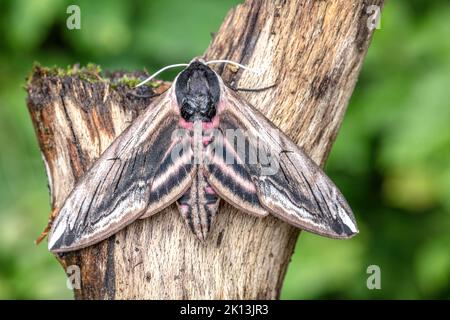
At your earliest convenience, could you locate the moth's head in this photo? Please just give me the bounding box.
[175,59,220,122]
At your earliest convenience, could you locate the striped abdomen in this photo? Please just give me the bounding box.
[177,167,220,241]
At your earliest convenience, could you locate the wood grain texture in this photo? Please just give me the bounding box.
[26,0,383,299]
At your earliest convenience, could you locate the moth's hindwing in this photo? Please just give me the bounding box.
[48,92,192,252]
[140,130,197,218]
[213,86,358,239]
[204,130,268,217]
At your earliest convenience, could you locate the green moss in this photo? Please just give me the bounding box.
[114,75,141,87]
[29,62,161,89]
[111,74,160,89]
[28,62,103,83]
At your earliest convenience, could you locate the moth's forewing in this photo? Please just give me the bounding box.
[208,80,358,239]
[48,90,193,253]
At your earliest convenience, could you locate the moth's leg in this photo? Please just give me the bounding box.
[126,84,170,99]
[126,91,161,99]
[35,207,59,245]
[228,83,277,93]
[122,89,170,126]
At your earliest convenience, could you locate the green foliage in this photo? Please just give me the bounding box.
[0,0,448,299]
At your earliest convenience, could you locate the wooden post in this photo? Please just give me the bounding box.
[26,0,383,299]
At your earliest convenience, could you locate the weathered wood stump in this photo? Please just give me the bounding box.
[26,0,383,299]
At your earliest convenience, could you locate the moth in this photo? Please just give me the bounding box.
[46,58,358,253]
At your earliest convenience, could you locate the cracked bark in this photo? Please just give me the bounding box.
[26,0,383,299]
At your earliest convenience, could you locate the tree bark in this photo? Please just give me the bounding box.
[26,0,383,299]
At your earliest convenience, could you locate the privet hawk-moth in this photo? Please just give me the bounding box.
[45,58,358,253]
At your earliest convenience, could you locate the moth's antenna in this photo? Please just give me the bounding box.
[135,63,189,88]
[205,60,262,75]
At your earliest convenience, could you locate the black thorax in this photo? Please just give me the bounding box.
[175,61,220,122]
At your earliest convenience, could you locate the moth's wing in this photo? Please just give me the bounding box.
[212,87,358,239]
[204,130,268,217]
[48,92,194,252]
[139,133,196,219]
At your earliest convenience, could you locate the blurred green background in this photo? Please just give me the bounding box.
[0,0,449,299]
